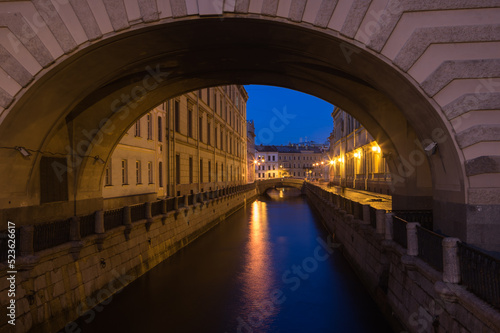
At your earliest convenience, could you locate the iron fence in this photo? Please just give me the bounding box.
[417,225,444,271]
[104,208,123,231]
[166,198,175,212]
[151,200,163,217]
[392,216,408,248]
[80,213,96,238]
[393,210,433,230]
[33,219,71,252]
[130,203,146,222]
[0,228,20,262]
[458,242,500,308]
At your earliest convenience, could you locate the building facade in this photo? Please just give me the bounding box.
[328,107,391,194]
[246,120,256,183]
[255,145,325,180]
[103,85,249,207]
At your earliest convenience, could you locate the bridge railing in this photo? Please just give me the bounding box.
[0,183,256,261]
[304,181,500,309]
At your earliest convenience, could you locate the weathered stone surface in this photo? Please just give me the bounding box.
[32,0,77,52]
[421,59,500,97]
[456,124,500,148]
[465,156,500,176]
[394,24,500,72]
[340,0,371,38]
[138,0,159,22]
[314,0,337,28]
[443,92,500,120]
[68,0,103,41]
[288,0,307,22]
[102,0,130,30]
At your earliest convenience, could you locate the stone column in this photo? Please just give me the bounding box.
[19,225,34,256]
[376,209,386,234]
[442,238,461,284]
[95,210,104,234]
[406,222,420,256]
[385,213,393,241]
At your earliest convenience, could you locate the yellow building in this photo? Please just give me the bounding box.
[103,85,248,208]
[328,107,391,194]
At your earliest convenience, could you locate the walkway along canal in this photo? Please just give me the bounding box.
[68,195,394,332]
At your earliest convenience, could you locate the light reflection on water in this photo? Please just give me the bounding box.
[71,196,394,333]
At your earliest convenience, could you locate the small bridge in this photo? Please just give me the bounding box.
[256,179,305,195]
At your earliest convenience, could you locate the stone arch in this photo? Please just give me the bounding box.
[0,1,498,250]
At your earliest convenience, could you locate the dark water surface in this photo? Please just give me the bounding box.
[71,195,394,333]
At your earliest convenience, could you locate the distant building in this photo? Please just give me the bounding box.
[103,85,249,209]
[328,107,391,194]
[246,120,256,183]
[255,145,325,180]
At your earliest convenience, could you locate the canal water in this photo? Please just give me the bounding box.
[71,195,394,333]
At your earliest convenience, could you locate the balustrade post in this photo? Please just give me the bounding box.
[442,238,461,284]
[376,209,386,234]
[385,213,393,241]
[19,225,34,256]
[145,202,152,219]
[161,199,167,214]
[406,222,420,256]
[174,196,179,210]
[184,194,189,207]
[70,216,81,241]
[123,206,131,226]
[95,210,104,234]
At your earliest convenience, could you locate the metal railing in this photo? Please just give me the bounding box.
[104,208,123,231]
[417,225,444,271]
[151,200,163,216]
[33,219,71,252]
[392,216,408,248]
[80,213,96,238]
[130,203,146,222]
[458,242,500,308]
[0,184,257,263]
[393,210,433,230]
[166,198,175,212]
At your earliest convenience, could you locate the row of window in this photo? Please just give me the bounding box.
[105,160,163,187]
[175,156,242,184]
[134,114,162,141]
[106,157,244,187]
[173,100,244,157]
[278,155,320,160]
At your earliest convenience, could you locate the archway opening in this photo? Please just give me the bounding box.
[0,18,463,239]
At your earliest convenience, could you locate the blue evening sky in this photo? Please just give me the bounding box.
[244,85,334,146]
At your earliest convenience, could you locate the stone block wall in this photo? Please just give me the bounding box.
[305,185,500,333]
[0,189,257,333]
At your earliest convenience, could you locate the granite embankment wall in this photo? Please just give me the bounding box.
[305,184,500,333]
[0,188,257,333]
